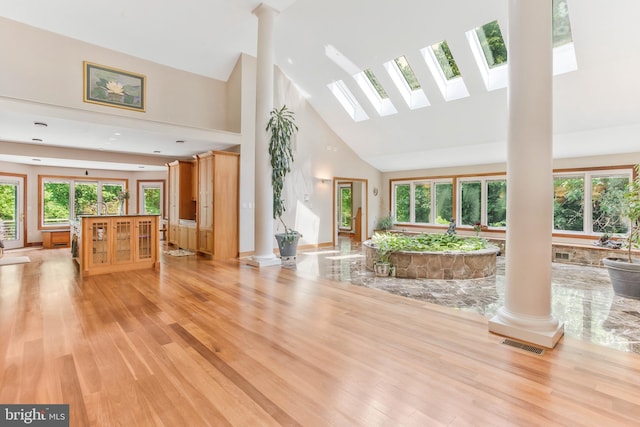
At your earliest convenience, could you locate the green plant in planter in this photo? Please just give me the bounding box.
[267,105,301,244]
[621,164,640,262]
[375,214,394,231]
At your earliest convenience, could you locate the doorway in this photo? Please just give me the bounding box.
[334,177,368,245]
[0,175,25,249]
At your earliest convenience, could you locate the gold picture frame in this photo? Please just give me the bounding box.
[83,61,146,112]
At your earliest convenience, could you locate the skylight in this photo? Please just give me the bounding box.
[475,21,508,69]
[354,69,397,117]
[384,56,429,110]
[431,41,461,80]
[466,20,508,91]
[552,0,577,75]
[422,40,469,102]
[553,0,573,47]
[327,80,369,122]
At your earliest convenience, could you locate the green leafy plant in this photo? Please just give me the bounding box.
[375,214,394,231]
[372,232,488,256]
[621,164,640,263]
[267,105,300,242]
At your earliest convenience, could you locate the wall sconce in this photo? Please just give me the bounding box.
[320,178,332,185]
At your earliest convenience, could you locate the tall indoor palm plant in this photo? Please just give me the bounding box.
[267,105,301,257]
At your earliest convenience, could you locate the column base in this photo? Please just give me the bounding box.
[244,255,281,268]
[488,308,564,349]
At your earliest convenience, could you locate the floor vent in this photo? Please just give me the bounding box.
[501,339,545,355]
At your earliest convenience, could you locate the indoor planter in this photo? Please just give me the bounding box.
[603,164,640,299]
[267,105,301,258]
[372,233,393,277]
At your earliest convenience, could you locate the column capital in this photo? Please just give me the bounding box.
[252,3,280,18]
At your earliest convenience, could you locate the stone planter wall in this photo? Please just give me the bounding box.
[364,241,500,279]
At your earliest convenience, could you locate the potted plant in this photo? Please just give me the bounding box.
[603,164,640,299]
[267,105,301,258]
[371,233,393,276]
[374,214,394,232]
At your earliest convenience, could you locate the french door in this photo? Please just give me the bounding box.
[0,175,25,249]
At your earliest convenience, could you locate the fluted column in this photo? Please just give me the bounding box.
[488,0,564,347]
[249,4,280,266]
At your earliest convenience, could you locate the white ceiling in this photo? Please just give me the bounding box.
[1,0,639,172]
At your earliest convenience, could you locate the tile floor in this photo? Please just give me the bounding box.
[290,239,640,354]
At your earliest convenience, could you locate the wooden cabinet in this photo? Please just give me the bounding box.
[42,229,71,249]
[77,215,159,277]
[178,221,197,251]
[196,151,239,259]
[167,160,195,245]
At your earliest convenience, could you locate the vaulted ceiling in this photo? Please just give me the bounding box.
[1,0,639,172]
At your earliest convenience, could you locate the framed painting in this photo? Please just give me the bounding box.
[83,61,146,112]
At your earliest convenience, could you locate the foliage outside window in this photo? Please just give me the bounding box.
[393,180,452,225]
[475,20,507,69]
[363,69,388,99]
[42,177,126,227]
[394,184,411,223]
[487,180,507,227]
[460,181,482,225]
[553,172,631,234]
[0,183,17,239]
[394,56,421,90]
[143,187,161,215]
[431,40,461,80]
[553,0,573,48]
[339,185,352,229]
[592,176,629,234]
[414,183,431,223]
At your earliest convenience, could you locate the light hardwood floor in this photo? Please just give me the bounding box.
[1,247,640,426]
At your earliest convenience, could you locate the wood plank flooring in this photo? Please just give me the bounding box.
[1,247,640,426]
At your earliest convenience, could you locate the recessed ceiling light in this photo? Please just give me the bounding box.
[114,132,121,136]
[176,140,185,144]
[32,138,43,142]
[138,166,145,169]
[32,158,41,161]
[153,150,161,153]
[34,121,48,127]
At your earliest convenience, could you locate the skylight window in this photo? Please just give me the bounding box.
[364,69,388,99]
[431,41,461,80]
[422,40,469,102]
[384,56,429,110]
[476,21,508,69]
[552,0,577,75]
[354,69,397,117]
[327,80,369,122]
[553,0,573,47]
[466,20,508,91]
[394,56,421,90]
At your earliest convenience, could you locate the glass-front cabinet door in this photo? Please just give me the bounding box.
[136,217,154,262]
[89,218,110,268]
[113,218,133,264]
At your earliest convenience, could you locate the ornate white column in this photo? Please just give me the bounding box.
[488,0,564,347]
[249,3,280,267]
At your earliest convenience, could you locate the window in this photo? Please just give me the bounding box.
[43,180,70,226]
[392,180,453,225]
[354,69,397,116]
[384,56,429,109]
[40,176,127,228]
[394,183,411,223]
[327,80,369,122]
[458,177,507,228]
[339,184,352,229]
[552,0,578,75]
[553,170,631,234]
[139,181,164,216]
[553,175,585,232]
[422,40,470,101]
[466,20,508,91]
[592,175,628,234]
[460,181,482,226]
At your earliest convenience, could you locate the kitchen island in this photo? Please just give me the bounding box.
[74,214,160,277]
